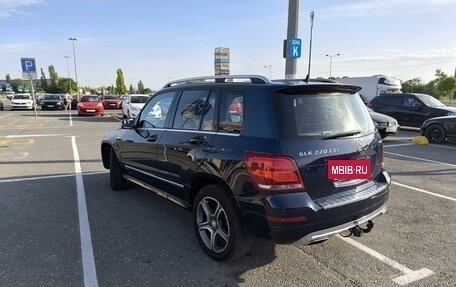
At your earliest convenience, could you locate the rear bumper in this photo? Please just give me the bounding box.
[240,170,391,243]
[296,202,387,244]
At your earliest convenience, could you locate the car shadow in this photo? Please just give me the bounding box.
[87,173,277,286]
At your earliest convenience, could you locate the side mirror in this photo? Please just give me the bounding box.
[121,118,135,129]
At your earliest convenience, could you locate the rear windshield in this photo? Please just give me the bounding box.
[276,91,375,139]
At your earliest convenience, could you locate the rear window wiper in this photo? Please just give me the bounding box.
[322,130,362,139]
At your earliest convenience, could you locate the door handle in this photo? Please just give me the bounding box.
[147,134,158,142]
[188,135,207,146]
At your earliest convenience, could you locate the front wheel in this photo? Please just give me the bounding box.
[424,124,446,143]
[109,147,128,190]
[193,185,252,261]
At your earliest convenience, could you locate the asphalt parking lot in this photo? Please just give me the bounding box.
[1,107,455,287]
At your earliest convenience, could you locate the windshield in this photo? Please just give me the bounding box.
[81,96,100,102]
[13,95,31,100]
[276,91,375,139]
[131,96,149,103]
[44,95,61,100]
[104,95,117,100]
[415,94,445,108]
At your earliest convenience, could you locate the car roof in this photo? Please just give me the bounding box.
[161,75,361,93]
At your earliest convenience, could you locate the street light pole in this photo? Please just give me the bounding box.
[285,0,300,79]
[264,65,272,79]
[68,37,79,97]
[325,53,340,78]
[306,11,314,82]
[64,56,71,93]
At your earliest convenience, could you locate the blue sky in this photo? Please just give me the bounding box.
[1,0,456,91]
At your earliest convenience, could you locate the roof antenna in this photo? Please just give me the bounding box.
[304,74,309,83]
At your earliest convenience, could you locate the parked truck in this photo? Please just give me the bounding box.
[334,75,402,103]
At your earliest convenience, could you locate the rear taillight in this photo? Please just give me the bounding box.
[244,153,305,191]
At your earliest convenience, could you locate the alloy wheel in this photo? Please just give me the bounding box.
[196,196,230,254]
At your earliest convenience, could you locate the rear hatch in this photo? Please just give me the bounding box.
[274,84,385,208]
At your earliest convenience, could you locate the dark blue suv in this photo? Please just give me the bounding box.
[101,75,390,261]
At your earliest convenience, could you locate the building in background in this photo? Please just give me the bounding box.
[214,47,230,75]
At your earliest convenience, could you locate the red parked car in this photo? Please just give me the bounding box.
[102,95,122,109]
[77,95,104,116]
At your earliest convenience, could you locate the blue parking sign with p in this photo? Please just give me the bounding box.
[21,58,38,79]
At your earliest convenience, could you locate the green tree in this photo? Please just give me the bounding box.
[435,69,447,81]
[58,77,77,94]
[436,77,456,102]
[10,79,22,92]
[129,84,134,94]
[106,85,116,94]
[115,69,126,95]
[48,65,59,92]
[5,74,11,83]
[40,68,48,91]
[401,78,424,93]
[137,80,145,93]
[143,88,153,94]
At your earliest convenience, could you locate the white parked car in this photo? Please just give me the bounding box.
[10,94,34,110]
[121,94,150,118]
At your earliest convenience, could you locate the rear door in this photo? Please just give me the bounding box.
[372,95,403,122]
[155,89,217,201]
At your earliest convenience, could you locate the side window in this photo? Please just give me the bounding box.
[172,90,213,130]
[378,96,401,107]
[403,96,420,108]
[219,91,244,134]
[138,92,175,128]
[390,97,403,107]
[201,93,217,131]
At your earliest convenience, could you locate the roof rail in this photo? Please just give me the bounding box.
[163,75,270,88]
[272,78,338,84]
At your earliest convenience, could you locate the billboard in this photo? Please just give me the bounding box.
[214,47,230,75]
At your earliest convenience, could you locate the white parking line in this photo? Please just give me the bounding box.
[392,182,456,202]
[3,134,69,138]
[338,236,434,285]
[0,113,14,119]
[0,171,107,183]
[430,144,456,150]
[385,151,456,168]
[69,112,73,127]
[71,136,99,287]
[384,142,456,150]
[384,143,414,148]
[0,152,29,161]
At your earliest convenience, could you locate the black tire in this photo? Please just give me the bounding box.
[109,148,128,190]
[193,185,252,261]
[425,124,446,144]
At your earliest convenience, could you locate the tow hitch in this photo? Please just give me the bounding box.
[341,220,374,238]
